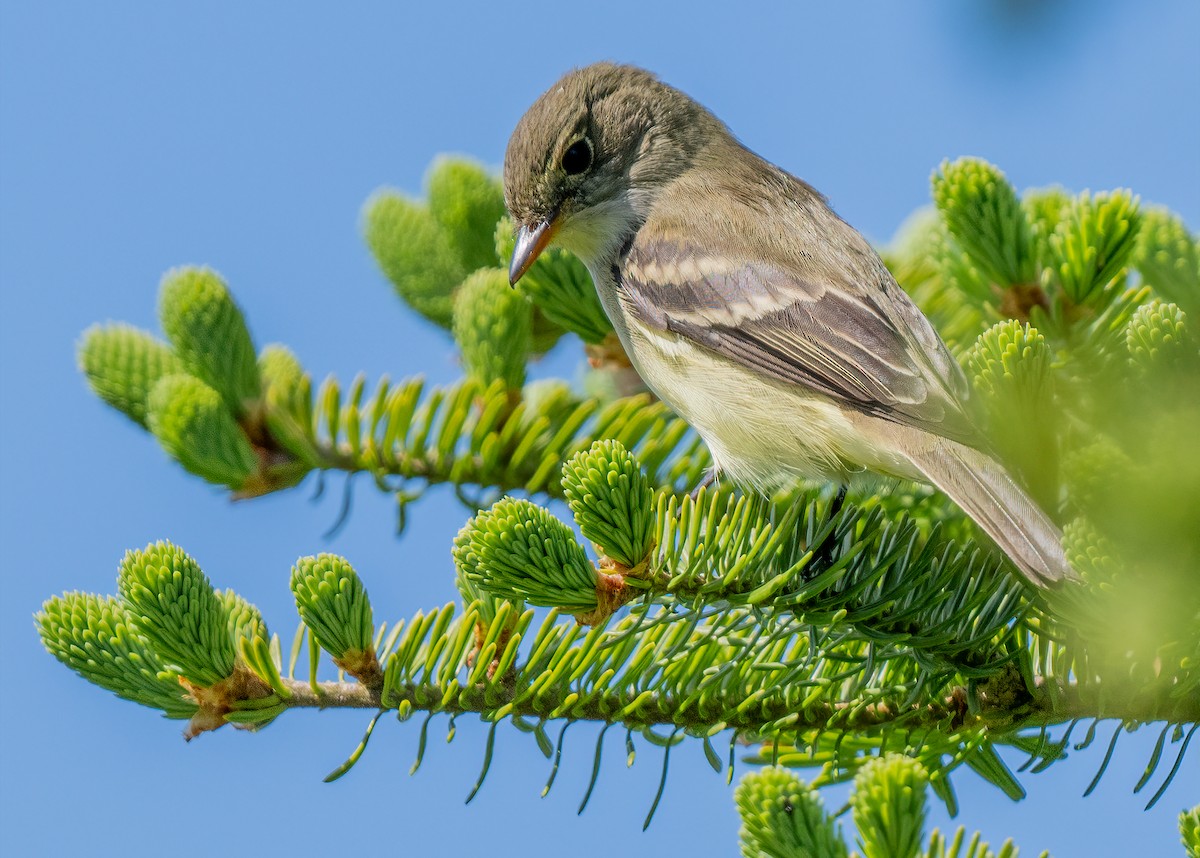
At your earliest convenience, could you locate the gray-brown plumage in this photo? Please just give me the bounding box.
[503,62,1071,586]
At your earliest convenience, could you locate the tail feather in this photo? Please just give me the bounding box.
[902,433,1073,586]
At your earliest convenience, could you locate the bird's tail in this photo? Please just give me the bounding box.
[898,430,1073,586]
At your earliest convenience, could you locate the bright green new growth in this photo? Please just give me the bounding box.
[451,499,529,627]
[736,767,848,858]
[220,588,269,647]
[289,554,375,662]
[36,592,198,718]
[853,754,930,858]
[965,320,1053,412]
[920,831,1026,858]
[735,761,1040,858]
[426,156,507,272]
[965,321,1052,399]
[1047,190,1141,305]
[1182,805,1200,858]
[1136,208,1200,317]
[453,267,532,390]
[932,158,1036,288]
[147,373,258,489]
[963,320,1055,500]
[562,440,655,568]
[217,588,286,695]
[77,323,186,427]
[902,217,990,342]
[454,498,598,611]
[1125,300,1189,371]
[930,216,989,304]
[364,192,466,328]
[364,157,510,330]
[495,217,613,344]
[117,541,237,688]
[452,557,505,627]
[1021,186,1072,271]
[257,343,305,398]
[157,266,261,414]
[255,343,320,466]
[883,209,943,308]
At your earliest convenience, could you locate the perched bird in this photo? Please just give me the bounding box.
[503,62,1070,586]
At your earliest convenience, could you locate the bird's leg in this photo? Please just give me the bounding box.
[689,469,719,502]
[808,483,848,574]
[828,483,847,520]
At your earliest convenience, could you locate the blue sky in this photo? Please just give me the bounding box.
[1,2,1196,855]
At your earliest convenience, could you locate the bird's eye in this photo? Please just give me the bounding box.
[560,138,593,175]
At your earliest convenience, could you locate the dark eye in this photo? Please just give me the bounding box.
[561,138,593,175]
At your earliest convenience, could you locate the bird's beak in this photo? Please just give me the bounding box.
[509,211,560,285]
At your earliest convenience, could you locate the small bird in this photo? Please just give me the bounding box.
[503,63,1069,586]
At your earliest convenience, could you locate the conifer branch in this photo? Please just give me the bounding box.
[269,674,1200,731]
[51,153,1200,844]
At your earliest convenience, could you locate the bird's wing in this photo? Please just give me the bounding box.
[619,238,979,444]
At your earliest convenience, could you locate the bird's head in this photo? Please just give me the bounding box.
[503,62,713,282]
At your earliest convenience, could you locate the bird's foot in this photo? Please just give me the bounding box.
[828,483,847,520]
[689,470,719,503]
[808,484,848,573]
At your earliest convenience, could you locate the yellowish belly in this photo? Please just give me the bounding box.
[626,324,924,489]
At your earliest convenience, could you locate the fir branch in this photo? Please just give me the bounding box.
[56,153,1200,842]
[269,672,1200,731]
[277,375,711,501]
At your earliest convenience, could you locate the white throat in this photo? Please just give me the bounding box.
[556,188,651,273]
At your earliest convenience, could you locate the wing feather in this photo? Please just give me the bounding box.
[620,240,978,443]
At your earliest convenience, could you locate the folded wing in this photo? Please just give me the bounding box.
[619,239,979,445]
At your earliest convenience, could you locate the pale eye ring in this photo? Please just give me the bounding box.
[561,137,593,175]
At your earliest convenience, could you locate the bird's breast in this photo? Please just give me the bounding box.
[584,259,873,486]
